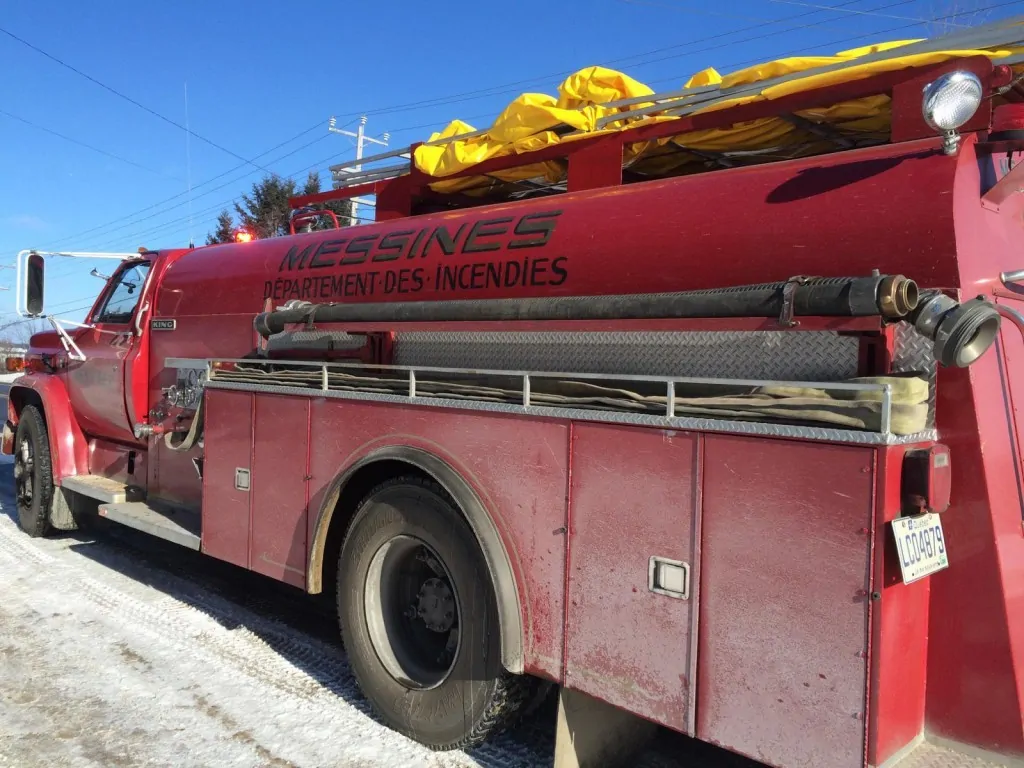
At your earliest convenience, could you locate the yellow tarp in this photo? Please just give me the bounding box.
[412,33,1024,194]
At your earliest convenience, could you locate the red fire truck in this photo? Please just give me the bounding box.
[6,18,1024,768]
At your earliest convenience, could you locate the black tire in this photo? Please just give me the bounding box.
[337,476,535,750]
[13,405,53,538]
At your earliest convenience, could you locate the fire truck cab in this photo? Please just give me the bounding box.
[6,18,1024,768]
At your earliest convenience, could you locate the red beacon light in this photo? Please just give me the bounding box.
[234,228,255,243]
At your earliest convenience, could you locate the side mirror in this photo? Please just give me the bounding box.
[25,252,44,316]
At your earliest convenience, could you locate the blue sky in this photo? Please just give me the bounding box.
[0,0,1013,328]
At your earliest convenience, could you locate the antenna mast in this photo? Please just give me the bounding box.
[185,82,193,248]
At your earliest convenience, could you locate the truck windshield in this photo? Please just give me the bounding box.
[95,262,151,325]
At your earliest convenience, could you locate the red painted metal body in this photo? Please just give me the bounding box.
[168,136,968,319]
[5,53,1024,768]
[7,371,89,481]
[697,437,879,768]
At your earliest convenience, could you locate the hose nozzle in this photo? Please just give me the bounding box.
[910,292,1001,368]
[878,275,920,318]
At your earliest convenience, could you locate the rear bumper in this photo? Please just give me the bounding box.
[2,420,14,455]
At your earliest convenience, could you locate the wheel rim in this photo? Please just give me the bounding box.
[14,431,34,510]
[364,534,462,690]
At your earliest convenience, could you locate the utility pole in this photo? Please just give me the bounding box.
[328,116,389,225]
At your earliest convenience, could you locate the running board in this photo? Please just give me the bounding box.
[97,501,201,551]
[61,474,143,504]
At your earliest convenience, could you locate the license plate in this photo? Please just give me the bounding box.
[892,513,949,585]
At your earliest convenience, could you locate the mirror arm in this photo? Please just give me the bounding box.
[47,317,86,362]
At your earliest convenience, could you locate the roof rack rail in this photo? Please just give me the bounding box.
[327,16,1023,190]
[287,16,1024,220]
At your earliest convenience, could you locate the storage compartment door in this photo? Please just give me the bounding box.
[201,389,253,568]
[565,423,699,734]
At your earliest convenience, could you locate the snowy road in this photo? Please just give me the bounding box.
[0,384,756,768]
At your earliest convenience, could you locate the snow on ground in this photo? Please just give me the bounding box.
[0,449,752,768]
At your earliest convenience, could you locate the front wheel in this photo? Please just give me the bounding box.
[13,405,53,538]
[337,476,536,750]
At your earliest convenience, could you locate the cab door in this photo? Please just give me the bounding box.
[66,261,151,444]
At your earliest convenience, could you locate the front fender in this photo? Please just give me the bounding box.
[7,374,88,482]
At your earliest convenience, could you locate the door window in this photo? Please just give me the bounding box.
[94,262,151,325]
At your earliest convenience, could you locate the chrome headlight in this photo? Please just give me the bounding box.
[922,71,983,154]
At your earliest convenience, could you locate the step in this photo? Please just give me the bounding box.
[61,474,143,504]
[887,739,1024,767]
[97,501,201,551]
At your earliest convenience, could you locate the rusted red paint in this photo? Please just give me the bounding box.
[303,398,570,681]
[159,138,965,321]
[697,435,875,768]
[8,374,89,481]
[9,48,1024,767]
[201,389,253,569]
[564,423,698,733]
[915,136,1024,755]
[867,445,931,767]
[145,311,254,506]
[88,438,147,488]
[922,350,1024,751]
[249,394,310,589]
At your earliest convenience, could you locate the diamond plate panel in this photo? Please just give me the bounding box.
[393,331,859,382]
[266,329,365,351]
[892,322,938,428]
[884,741,1019,768]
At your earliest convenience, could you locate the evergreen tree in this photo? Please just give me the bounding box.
[206,210,236,245]
[204,170,355,244]
[233,174,297,239]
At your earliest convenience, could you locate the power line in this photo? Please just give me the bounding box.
[25,2,1015,309]
[40,120,331,250]
[83,149,377,250]
[321,0,878,123]
[0,108,179,179]
[51,115,492,255]
[26,3,875,256]
[615,0,795,23]
[0,25,272,173]
[655,0,1019,80]
[118,1,1018,251]
[37,134,338,275]
[575,0,922,76]
[33,5,879,255]
[761,0,964,24]
[69,13,945,251]
[29,1,1016,258]
[78,143,388,251]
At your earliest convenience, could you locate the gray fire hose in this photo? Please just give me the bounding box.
[254,274,919,338]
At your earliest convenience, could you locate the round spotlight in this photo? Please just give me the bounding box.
[922,70,983,133]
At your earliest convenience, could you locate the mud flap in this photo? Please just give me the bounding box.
[49,486,80,531]
[2,420,14,455]
[554,687,656,768]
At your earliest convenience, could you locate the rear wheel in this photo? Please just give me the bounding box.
[337,476,535,750]
[14,405,53,538]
